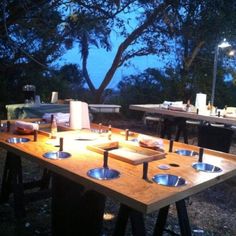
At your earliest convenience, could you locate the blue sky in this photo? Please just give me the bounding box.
[56,45,166,89]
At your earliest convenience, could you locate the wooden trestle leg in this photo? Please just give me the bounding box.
[113,204,146,236]
[153,199,192,236]
[0,152,52,218]
[176,200,192,236]
[0,152,26,218]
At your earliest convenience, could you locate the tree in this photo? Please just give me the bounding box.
[0,0,64,103]
[63,0,175,102]
[56,64,86,99]
[63,0,236,104]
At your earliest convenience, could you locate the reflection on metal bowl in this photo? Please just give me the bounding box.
[87,168,120,180]
[152,174,187,187]
[175,149,198,157]
[192,162,222,173]
[7,137,31,143]
[43,151,71,160]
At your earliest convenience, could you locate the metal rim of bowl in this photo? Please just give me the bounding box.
[192,162,222,173]
[87,167,120,180]
[152,174,187,187]
[43,151,71,160]
[7,137,31,143]
[175,149,199,157]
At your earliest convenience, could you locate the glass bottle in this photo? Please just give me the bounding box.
[51,115,57,139]
[108,125,112,140]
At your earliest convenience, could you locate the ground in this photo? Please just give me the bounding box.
[0,117,236,236]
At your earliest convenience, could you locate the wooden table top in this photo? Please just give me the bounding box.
[0,122,236,214]
[130,104,236,126]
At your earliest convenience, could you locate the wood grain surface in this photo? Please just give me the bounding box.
[0,121,236,214]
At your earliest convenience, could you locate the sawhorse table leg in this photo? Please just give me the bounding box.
[153,199,192,236]
[113,204,146,236]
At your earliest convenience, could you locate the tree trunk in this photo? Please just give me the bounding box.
[95,1,171,102]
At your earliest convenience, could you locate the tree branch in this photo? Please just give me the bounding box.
[97,0,172,96]
[184,41,205,70]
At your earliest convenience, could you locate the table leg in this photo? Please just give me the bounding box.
[39,168,51,190]
[113,204,145,236]
[175,118,188,144]
[176,200,192,236]
[153,205,169,236]
[0,152,26,217]
[160,119,174,140]
[153,200,192,236]
[0,152,14,203]
[51,173,106,236]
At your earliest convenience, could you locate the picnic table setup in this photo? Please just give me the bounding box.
[130,100,236,151]
[5,103,121,120]
[0,106,236,236]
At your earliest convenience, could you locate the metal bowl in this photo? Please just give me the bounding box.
[175,149,198,157]
[152,174,187,187]
[7,137,31,143]
[87,168,120,180]
[192,162,222,173]
[43,151,71,160]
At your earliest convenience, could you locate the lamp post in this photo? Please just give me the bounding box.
[211,38,231,106]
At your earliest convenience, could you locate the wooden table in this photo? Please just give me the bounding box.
[129,104,236,126]
[5,103,121,119]
[0,121,236,235]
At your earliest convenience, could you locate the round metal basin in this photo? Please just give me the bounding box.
[43,151,71,160]
[192,162,222,173]
[175,149,198,157]
[87,168,120,180]
[152,174,187,187]
[7,137,31,143]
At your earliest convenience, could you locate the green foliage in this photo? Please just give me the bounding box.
[0,0,236,109]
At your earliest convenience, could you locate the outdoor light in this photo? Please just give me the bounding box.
[229,50,235,57]
[211,38,231,106]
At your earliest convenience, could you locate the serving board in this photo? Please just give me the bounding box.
[87,141,166,165]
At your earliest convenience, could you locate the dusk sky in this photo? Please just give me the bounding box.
[55,11,169,89]
[56,37,167,89]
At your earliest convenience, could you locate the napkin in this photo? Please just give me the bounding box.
[137,134,164,150]
[169,103,186,111]
[160,101,184,110]
[42,112,70,123]
[224,113,236,119]
[69,101,90,129]
[15,121,39,130]
[51,91,58,103]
